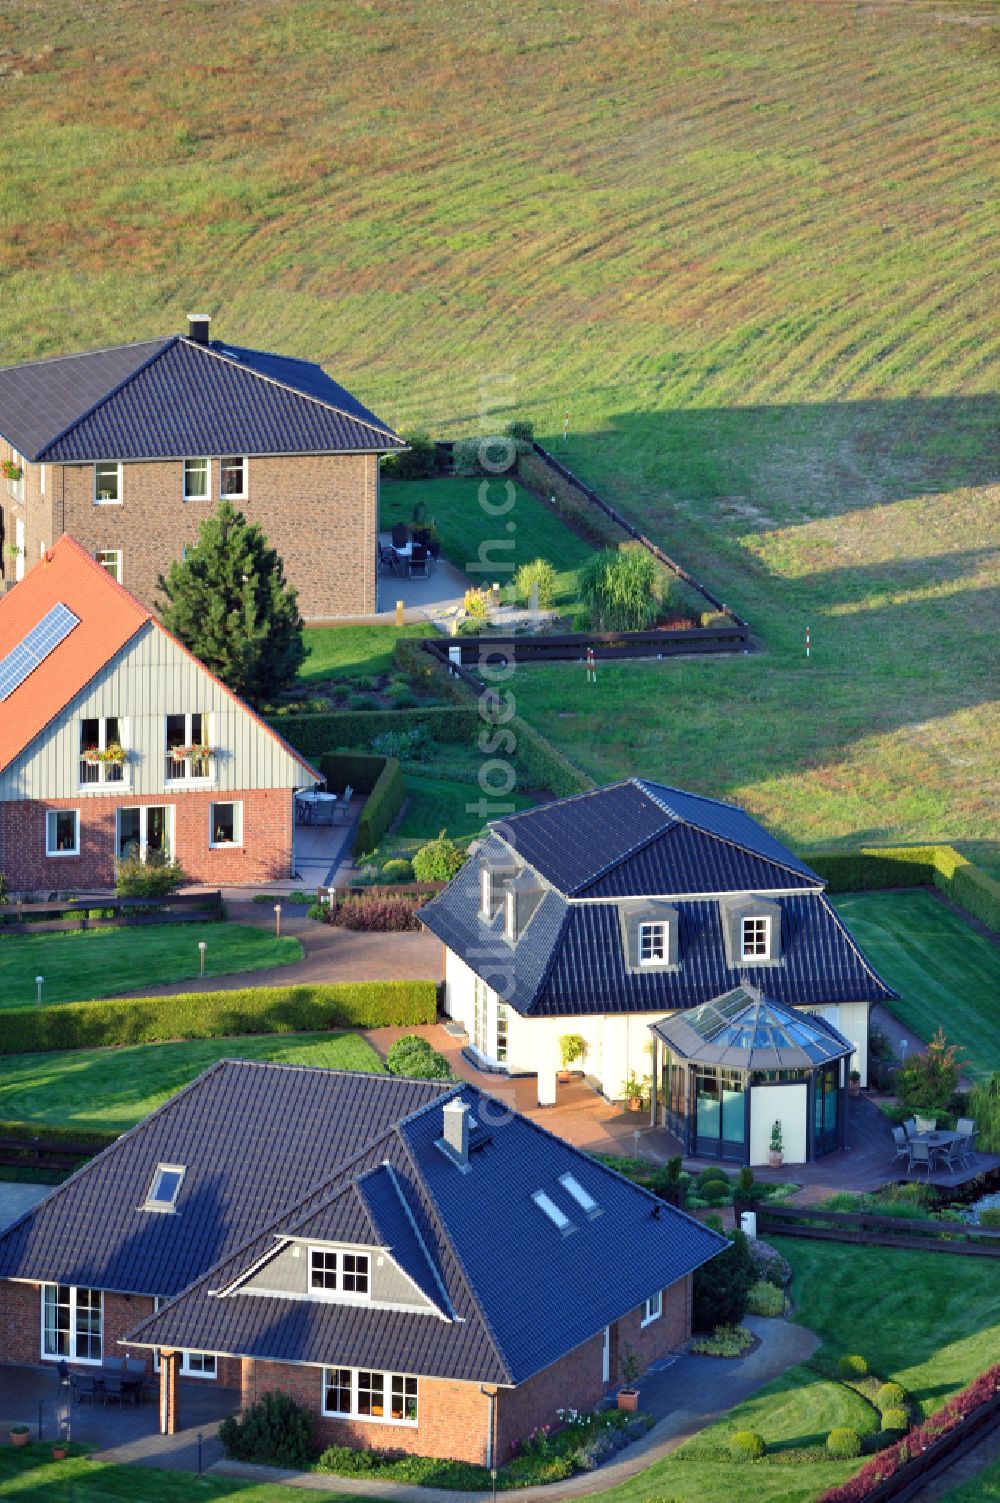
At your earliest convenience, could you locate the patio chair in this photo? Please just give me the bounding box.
[957,1130,979,1167]
[891,1126,909,1165]
[391,522,408,548]
[956,1117,975,1136]
[934,1136,964,1174]
[71,1373,99,1405]
[336,785,353,823]
[102,1373,124,1406]
[103,1356,123,1372]
[378,542,398,575]
[906,1140,935,1178]
[408,542,429,579]
[903,1117,919,1138]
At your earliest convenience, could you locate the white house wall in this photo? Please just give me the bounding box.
[0,622,313,800]
[749,1083,808,1167]
[805,1001,869,1086]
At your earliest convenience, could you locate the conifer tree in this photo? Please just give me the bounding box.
[158,502,305,707]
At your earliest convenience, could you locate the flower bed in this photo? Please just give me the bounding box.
[817,1363,1000,1502]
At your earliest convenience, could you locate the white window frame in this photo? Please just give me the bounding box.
[308,1247,371,1300]
[531,1190,573,1234]
[638,920,667,965]
[741,915,771,962]
[183,456,212,501]
[181,1351,217,1379]
[79,714,129,789]
[165,712,214,784]
[41,1283,103,1365]
[95,548,123,583]
[94,461,122,505]
[117,805,173,863]
[219,455,247,500]
[142,1162,185,1213]
[209,801,242,849]
[641,1288,663,1327]
[46,808,80,857]
[321,1365,418,1426]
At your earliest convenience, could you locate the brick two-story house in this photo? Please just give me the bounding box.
[0,1062,724,1461]
[0,314,405,620]
[0,534,319,891]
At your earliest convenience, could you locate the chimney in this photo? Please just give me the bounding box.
[187,312,211,345]
[505,872,543,944]
[440,1098,470,1170]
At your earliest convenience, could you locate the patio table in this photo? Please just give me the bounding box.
[911,1129,962,1166]
[296,792,337,826]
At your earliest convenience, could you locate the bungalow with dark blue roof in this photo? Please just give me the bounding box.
[0,313,405,619]
[419,779,898,1165]
[0,1061,724,1463]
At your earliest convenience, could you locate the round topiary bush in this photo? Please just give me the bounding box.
[697,1166,730,1189]
[875,1382,907,1412]
[381,858,414,883]
[880,1408,909,1433]
[826,1428,863,1460]
[728,1430,766,1461]
[837,1354,869,1379]
[412,833,467,883]
[701,1179,730,1204]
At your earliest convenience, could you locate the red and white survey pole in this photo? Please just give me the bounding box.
[585,646,596,683]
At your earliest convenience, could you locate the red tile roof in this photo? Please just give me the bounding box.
[0,534,318,781]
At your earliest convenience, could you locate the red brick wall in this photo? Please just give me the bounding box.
[0,786,294,892]
[0,1282,155,1371]
[48,452,378,621]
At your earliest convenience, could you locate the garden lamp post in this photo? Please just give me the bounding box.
[198,940,206,977]
[35,975,44,1006]
[274,903,282,939]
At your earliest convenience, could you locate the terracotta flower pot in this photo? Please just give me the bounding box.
[628,1097,642,1112]
[557,1070,571,1084]
[768,1150,782,1168]
[617,1389,639,1412]
[10,1430,29,1447]
[52,1446,68,1460]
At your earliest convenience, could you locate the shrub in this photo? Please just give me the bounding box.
[382,430,437,480]
[355,758,405,856]
[875,1382,907,1412]
[826,1428,862,1460]
[115,850,188,897]
[748,1238,792,1289]
[697,1166,731,1189]
[838,1354,869,1379]
[218,1391,316,1467]
[331,895,422,932]
[463,586,491,620]
[746,1280,786,1317]
[880,1408,909,1433]
[452,437,484,476]
[346,693,375,711]
[386,1034,453,1080]
[514,558,557,609]
[276,705,479,759]
[980,1207,1000,1228]
[413,831,467,882]
[896,1028,965,1116]
[452,434,516,477]
[728,1430,766,1461]
[0,980,438,1055]
[505,418,535,446]
[580,547,659,631]
[966,1073,1000,1153]
[701,1180,730,1205]
[307,902,327,921]
[370,726,431,760]
[381,858,415,883]
[508,714,593,798]
[693,1227,753,1333]
[690,1324,754,1357]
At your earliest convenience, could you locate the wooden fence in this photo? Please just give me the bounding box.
[0,890,223,936]
[757,1203,1000,1258]
[0,1135,111,1174]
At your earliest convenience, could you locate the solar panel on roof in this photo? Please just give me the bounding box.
[0,602,80,701]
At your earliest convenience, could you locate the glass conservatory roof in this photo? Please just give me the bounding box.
[649,984,855,1072]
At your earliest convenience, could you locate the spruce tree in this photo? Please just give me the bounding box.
[158,502,306,707]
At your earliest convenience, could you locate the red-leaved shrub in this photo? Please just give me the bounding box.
[329,895,422,933]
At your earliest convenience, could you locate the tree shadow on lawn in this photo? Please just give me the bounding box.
[553,394,1000,521]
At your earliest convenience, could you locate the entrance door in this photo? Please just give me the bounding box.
[472,977,509,1068]
[14,517,24,581]
[117,806,172,861]
[695,1067,746,1159]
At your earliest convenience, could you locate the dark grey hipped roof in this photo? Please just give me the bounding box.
[649,983,855,1071]
[0,334,404,461]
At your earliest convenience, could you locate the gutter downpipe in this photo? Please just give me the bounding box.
[480,1385,498,1499]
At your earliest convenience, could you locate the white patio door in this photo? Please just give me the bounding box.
[602,1325,610,1384]
[472,977,509,1068]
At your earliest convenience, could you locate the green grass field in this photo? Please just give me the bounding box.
[0,5,995,846]
[937,1458,1000,1503]
[833,891,999,1081]
[0,1032,382,1132]
[0,1446,352,1502]
[299,623,429,683]
[0,923,301,1010]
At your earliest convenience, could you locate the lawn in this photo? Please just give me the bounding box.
[833,890,1000,1081]
[380,476,598,612]
[937,1457,1000,1503]
[0,1032,382,1133]
[0,1445,351,1502]
[0,923,301,1010]
[0,0,995,860]
[299,622,429,683]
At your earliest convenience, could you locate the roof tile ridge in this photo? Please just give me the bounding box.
[379,1160,456,1320]
[636,778,821,887]
[521,902,573,1016]
[396,1111,515,1385]
[497,781,627,833]
[0,335,171,377]
[183,338,402,444]
[35,337,180,461]
[0,1057,232,1258]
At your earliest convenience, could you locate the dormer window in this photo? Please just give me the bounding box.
[142,1163,185,1213]
[741,916,771,961]
[309,1248,370,1297]
[639,921,667,965]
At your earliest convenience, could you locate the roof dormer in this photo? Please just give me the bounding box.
[719,894,783,967]
[480,851,518,921]
[505,872,544,944]
[618,899,680,972]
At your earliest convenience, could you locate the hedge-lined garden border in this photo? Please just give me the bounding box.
[803,846,1000,934]
[0,981,438,1056]
[355,758,405,856]
[272,705,479,758]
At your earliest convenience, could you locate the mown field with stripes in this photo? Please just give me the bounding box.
[1,0,996,861]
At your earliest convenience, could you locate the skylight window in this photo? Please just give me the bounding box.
[142,1163,185,1213]
[531,1190,573,1234]
[558,1173,600,1217]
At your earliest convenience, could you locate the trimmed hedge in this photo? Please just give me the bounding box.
[518,450,626,549]
[0,1118,119,1149]
[275,705,479,758]
[0,981,438,1055]
[391,637,470,704]
[356,757,405,856]
[510,714,594,799]
[803,845,1000,934]
[318,751,387,796]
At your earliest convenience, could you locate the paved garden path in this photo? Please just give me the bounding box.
[212,1313,819,1499]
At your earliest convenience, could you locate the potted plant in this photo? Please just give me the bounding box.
[849,1069,861,1099]
[1,460,22,481]
[9,1424,29,1447]
[52,1442,69,1460]
[618,1347,641,1412]
[558,1034,586,1082]
[768,1119,783,1169]
[621,1071,648,1112]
